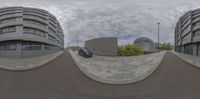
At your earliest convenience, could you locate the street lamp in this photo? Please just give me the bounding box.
[157,22,160,52]
[77,32,79,51]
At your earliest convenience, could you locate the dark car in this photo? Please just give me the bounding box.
[78,47,93,58]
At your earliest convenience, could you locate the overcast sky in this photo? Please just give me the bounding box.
[0,0,200,46]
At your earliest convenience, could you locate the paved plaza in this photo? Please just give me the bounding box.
[70,50,165,84]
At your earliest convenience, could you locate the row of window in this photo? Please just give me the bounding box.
[0,26,16,34]
[22,41,61,50]
[23,27,62,44]
[48,35,57,42]
[184,44,193,55]
[0,27,62,46]
[135,40,152,43]
[0,12,16,18]
[0,9,15,14]
[22,42,41,50]
[182,11,200,22]
[0,41,16,50]
[178,43,200,56]
[24,14,46,21]
[0,18,16,24]
[198,44,200,56]
[24,27,46,37]
[194,29,200,36]
[0,41,61,51]
[23,10,47,17]
[192,11,200,17]
[24,19,46,28]
[49,28,62,41]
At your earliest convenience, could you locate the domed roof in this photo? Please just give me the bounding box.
[134,37,153,43]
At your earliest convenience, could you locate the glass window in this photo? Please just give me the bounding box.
[194,30,200,36]
[4,41,16,50]
[44,44,49,50]
[198,43,200,56]
[0,18,15,24]
[30,42,41,50]
[24,28,45,37]
[22,41,31,50]
[49,45,54,50]
[48,35,56,41]
[1,26,16,33]
[24,14,46,21]
[24,19,46,28]
[22,41,41,50]
[0,42,4,50]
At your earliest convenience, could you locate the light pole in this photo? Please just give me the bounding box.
[77,32,79,51]
[157,22,160,52]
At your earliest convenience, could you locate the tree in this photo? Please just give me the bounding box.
[160,43,172,50]
[118,44,143,56]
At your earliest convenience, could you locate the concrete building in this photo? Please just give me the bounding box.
[85,37,118,56]
[134,37,155,53]
[0,7,64,58]
[175,8,200,56]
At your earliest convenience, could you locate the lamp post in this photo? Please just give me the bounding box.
[77,32,79,51]
[157,22,160,52]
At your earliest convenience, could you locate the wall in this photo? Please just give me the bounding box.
[85,37,118,56]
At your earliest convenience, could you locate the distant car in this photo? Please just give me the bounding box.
[78,47,93,58]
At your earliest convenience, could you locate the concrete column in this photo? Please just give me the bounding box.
[41,43,45,51]
[15,16,23,37]
[193,44,197,56]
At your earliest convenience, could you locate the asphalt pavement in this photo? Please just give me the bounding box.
[0,51,200,99]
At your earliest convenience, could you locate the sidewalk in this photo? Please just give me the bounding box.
[0,51,64,71]
[172,51,200,68]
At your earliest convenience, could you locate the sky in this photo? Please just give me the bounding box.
[0,0,200,47]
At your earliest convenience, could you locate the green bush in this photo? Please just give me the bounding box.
[118,44,143,56]
[160,43,172,50]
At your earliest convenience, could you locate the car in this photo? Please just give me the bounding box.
[78,47,93,58]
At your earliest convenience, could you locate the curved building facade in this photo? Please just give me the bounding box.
[0,7,64,58]
[134,37,155,52]
[85,37,118,56]
[175,8,200,56]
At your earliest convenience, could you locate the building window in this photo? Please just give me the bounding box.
[49,45,55,50]
[22,42,31,50]
[0,18,15,24]
[184,44,193,55]
[4,41,16,50]
[194,29,200,36]
[30,42,41,50]
[24,14,46,21]
[0,42,4,50]
[198,43,200,56]
[24,27,45,37]
[24,19,46,28]
[49,28,56,34]
[44,44,50,50]
[48,35,57,42]
[144,40,150,42]
[0,26,16,34]
[22,41,41,50]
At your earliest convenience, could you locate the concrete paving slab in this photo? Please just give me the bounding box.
[69,50,166,84]
[172,51,200,68]
[0,51,64,71]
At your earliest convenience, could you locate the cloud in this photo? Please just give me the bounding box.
[0,0,200,46]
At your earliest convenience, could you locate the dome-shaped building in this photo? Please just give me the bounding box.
[0,7,64,58]
[134,37,155,52]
